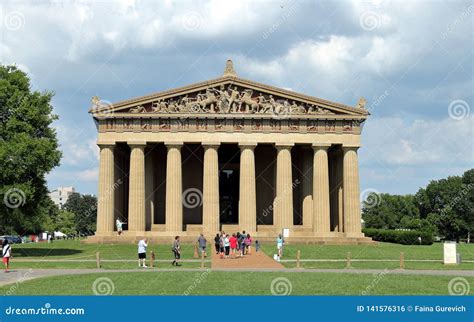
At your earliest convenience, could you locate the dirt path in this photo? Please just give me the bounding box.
[210,248,285,269]
[1,268,472,287]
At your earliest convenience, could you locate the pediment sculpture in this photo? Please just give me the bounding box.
[129,85,336,115]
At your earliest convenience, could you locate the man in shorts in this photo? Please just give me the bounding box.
[137,238,148,268]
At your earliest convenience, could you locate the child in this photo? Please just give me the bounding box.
[255,240,260,256]
[245,234,252,255]
[2,239,12,273]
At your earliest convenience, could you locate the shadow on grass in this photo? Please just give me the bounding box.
[14,248,83,257]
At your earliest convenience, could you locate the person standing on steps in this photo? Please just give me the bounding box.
[172,236,181,266]
[137,238,148,268]
[116,218,125,236]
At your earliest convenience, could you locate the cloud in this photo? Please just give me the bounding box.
[2,0,471,195]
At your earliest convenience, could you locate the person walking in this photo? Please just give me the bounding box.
[255,240,260,256]
[214,233,220,254]
[245,234,252,255]
[137,238,148,268]
[219,233,225,259]
[229,233,237,258]
[224,234,230,258]
[276,234,284,261]
[2,239,12,273]
[238,231,246,257]
[198,233,207,258]
[172,236,181,266]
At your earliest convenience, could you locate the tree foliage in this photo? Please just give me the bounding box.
[0,65,61,235]
[363,169,474,241]
[63,192,97,235]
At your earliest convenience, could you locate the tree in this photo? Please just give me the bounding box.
[0,65,61,235]
[362,193,420,230]
[63,193,97,235]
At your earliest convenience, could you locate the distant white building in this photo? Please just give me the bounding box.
[49,187,75,209]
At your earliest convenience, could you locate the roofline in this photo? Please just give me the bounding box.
[89,75,368,116]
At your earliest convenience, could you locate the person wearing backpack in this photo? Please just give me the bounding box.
[2,239,12,273]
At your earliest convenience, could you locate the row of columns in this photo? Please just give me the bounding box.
[96,142,362,237]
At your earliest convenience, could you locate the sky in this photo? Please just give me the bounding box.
[1,0,473,197]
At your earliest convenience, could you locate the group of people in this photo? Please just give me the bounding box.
[213,231,258,259]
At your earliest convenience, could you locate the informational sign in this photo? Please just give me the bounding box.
[283,228,290,238]
[443,242,457,264]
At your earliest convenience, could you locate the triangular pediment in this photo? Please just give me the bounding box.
[90,64,368,120]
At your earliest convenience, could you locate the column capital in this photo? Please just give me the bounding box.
[312,143,331,151]
[274,143,294,151]
[238,142,257,150]
[202,142,221,149]
[127,141,147,147]
[98,143,115,149]
[342,145,360,152]
[165,142,183,149]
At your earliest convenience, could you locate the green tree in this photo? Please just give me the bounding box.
[0,65,61,235]
[362,193,419,230]
[63,192,97,235]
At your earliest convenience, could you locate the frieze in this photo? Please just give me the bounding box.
[99,118,359,134]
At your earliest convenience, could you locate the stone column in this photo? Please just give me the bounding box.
[202,143,220,235]
[239,143,257,233]
[128,143,146,233]
[145,151,154,231]
[165,143,183,232]
[96,144,115,235]
[343,146,363,237]
[275,144,294,232]
[301,148,313,228]
[312,144,331,235]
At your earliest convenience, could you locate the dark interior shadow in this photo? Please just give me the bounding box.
[13,248,83,257]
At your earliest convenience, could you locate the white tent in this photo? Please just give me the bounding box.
[54,231,67,238]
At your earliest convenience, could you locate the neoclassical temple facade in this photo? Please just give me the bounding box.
[86,60,372,244]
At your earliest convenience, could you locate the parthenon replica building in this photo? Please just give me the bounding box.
[86,60,372,244]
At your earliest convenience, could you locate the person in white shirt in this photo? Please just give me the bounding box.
[116,218,125,236]
[137,238,148,268]
[2,239,12,273]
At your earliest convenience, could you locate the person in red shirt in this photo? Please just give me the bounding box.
[229,234,238,258]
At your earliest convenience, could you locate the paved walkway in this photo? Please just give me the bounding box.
[0,268,472,287]
[210,249,285,269]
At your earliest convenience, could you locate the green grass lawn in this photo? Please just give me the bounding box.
[8,239,474,270]
[260,242,474,269]
[1,271,472,295]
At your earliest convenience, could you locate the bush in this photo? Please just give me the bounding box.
[363,228,433,245]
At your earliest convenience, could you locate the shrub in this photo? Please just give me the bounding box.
[363,228,433,245]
